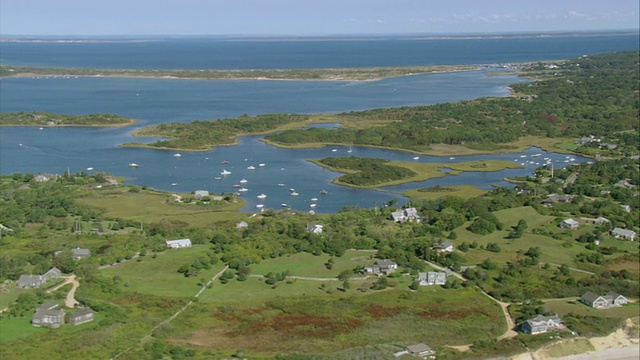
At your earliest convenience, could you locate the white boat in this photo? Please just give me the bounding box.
[320,190,328,195]
[290,191,299,196]
[281,203,288,207]
[173,153,181,157]
[257,194,267,199]
[258,163,266,167]
[449,157,455,160]
[129,163,139,168]
[331,149,337,152]
[221,169,231,175]
[278,183,285,187]
[413,156,420,160]
[309,204,317,208]
[289,188,296,192]
[520,155,527,158]
[238,188,248,192]
[247,165,256,170]
[310,198,318,202]
[256,204,264,208]
[86,167,94,171]
[171,183,178,186]
[214,176,222,180]
[347,147,353,153]
[240,179,248,183]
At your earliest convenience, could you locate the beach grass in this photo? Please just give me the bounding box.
[404,185,488,200]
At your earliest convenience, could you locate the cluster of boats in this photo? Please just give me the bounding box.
[514,154,576,167]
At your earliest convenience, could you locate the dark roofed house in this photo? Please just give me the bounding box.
[581,291,628,309]
[365,259,398,275]
[433,240,454,253]
[17,274,45,288]
[69,308,94,326]
[32,308,65,329]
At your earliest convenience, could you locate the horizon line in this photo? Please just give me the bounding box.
[1,29,638,39]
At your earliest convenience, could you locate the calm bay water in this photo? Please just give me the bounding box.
[0,34,635,212]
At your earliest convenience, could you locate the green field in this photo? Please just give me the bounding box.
[101,246,226,297]
[248,249,377,278]
[78,188,247,227]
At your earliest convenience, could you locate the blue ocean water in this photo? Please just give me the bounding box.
[0,34,636,212]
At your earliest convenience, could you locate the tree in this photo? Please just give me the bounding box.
[52,249,76,273]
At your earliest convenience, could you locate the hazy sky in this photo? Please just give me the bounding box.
[1,0,638,36]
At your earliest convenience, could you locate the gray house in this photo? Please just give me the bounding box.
[69,308,94,326]
[520,314,563,335]
[32,308,65,329]
[433,240,454,253]
[559,218,580,230]
[71,247,91,259]
[417,271,447,286]
[16,267,62,288]
[581,291,628,309]
[365,259,398,275]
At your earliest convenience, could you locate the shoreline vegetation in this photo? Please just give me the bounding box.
[0,112,136,127]
[0,64,482,81]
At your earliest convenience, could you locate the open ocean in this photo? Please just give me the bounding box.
[0,33,638,212]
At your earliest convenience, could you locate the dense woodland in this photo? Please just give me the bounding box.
[265,51,639,150]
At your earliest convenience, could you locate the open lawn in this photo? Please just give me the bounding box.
[78,188,246,227]
[0,311,105,343]
[248,250,377,278]
[101,246,226,297]
[0,285,31,310]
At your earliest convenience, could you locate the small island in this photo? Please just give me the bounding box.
[309,157,522,188]
[0,64,480,82]
[0,111,136,127]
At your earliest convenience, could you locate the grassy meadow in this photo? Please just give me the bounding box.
[77,188,246,227]
[101,246,226,297]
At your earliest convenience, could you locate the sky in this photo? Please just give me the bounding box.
[1,0,638,36]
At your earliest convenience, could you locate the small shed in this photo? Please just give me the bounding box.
[405,343,435,357]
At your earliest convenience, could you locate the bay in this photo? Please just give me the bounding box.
[1,34,633,213]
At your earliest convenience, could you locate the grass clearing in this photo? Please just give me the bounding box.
[101,246,226,297]
[78,188,246,227]
[248,250,376,277]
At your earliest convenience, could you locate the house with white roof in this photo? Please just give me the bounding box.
[559,218,579,230]
[165,238,192,248]
[611,227,636,241]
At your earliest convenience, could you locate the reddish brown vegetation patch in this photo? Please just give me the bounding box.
[365,305,403,319]
[264,313,362,338]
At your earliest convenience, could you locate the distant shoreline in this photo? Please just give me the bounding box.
[0,64,487,82]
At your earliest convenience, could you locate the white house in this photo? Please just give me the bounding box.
[581,291,628,309]
[611,227,636,241]
[433,240,454,253]
[307,224,323,234]
[521,314,563,335]
[559,218,579,230]
[194,190,210,200]
[165,238,192,248]
[390,207,421,223]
